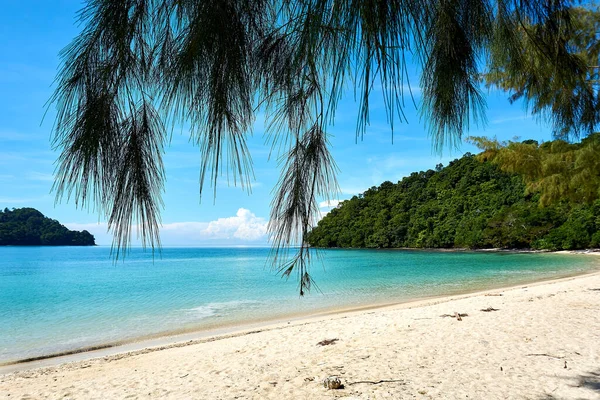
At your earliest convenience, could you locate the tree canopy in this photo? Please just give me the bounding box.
[51,0,598,293]
[307,145,600,251]
[468,132,600,206]
[484,6,600,138]
[0,208,96,246]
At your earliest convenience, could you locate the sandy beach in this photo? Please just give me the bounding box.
[2,271,600,399]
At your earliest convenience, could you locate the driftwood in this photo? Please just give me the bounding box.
[485,293,503,296]
[480,307,499,312]
[525,353,565,359]
[317,338,339,346]
[348,379,405,385]
[440,312,468,321]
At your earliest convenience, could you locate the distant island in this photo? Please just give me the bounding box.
[307,146,600,251]
[0,208,95,246]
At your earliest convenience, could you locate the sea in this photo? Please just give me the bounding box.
[1,246,598,364]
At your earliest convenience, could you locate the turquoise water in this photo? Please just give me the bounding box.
[0,247,597,364]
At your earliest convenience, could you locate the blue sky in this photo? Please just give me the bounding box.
[0,1,554,245]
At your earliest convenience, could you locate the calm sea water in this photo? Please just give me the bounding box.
[0,247,597,364]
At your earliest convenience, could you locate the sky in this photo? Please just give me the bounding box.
[0,1,555,246]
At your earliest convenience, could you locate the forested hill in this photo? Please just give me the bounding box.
[0,208,95,246]
[306,153,600,250]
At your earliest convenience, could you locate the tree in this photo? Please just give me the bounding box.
[484,6,600,139]
[0,208,96,246]
[467,133,600,206]
[51,0,594,294]
[306,148,600,251]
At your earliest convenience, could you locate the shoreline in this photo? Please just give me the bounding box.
[3,268,600,399]
[2,258,599,376]
[314,246,600,254]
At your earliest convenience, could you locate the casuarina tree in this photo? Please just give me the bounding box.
[51,0,596,294]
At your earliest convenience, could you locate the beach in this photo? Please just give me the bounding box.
[4,247,599,365]
[2,270,599,399]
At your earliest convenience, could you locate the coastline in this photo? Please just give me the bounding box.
[2,254,599,374]
[5,247,599,368]
[2,266,600,399]
[314,246,600,254]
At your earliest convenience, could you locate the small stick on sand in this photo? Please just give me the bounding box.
[348,379,404,385]
[317,339,339,346]
[525,353,565,359]
[439,313,468,320]
[480,307,499,312]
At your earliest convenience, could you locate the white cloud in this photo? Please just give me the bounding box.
[65,208,268,245]
[203,208,267,241]
[64,222,109,231]
[319,199,340,208]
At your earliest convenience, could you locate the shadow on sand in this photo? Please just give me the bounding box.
[540,369,600,399]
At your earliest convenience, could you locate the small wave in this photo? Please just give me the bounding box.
[435,282,467,287]
[183,300,262,319]
[487,270,537,275]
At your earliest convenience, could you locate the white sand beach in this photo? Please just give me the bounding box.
[2,271,600,399]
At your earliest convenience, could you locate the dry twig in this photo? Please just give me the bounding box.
[525,353,565,359]
[317,338,339,346]
[348,379,405,385]
[440,312,468,320]
[480,307,499,312]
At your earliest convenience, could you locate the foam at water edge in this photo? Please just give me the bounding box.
[183,300,263,319]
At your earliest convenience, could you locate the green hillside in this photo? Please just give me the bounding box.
[306,152,600,250]
[0,208,95,246]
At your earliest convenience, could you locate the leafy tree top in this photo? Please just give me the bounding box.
[307,143,600,251]
[468,132,600,206]
[484,6,600,139]
[0,208,96,246]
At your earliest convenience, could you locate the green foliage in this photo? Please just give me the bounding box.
[484,6,600,138]
[0,208,95,246]
[468,132,600,206]
[306,151,600,251]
